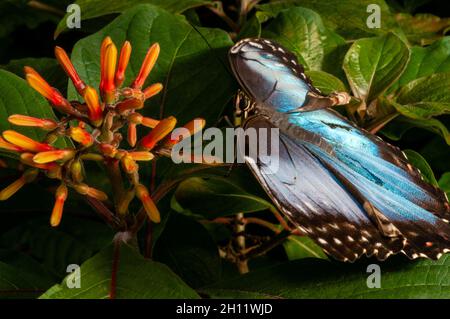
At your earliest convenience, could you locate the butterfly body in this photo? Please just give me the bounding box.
[229,38,450,262]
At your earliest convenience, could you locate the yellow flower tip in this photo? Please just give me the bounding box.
[8,114,58,130]
[73,183,108,201]
[115,41,132,88]
[0,136,24,152]
[132,43,160,89]
[143,83,163,100]
[121,154,138,173]
[128,123,137,147]
[3,130,54,153]
[129,151,154,161]
[25,72,67,108]
[83,86,103,126]
[101,43,118,104]
[70,160,84,183]
[140,116,177,150]
[50,184,68,227]
[54,46,86,94]
[20,152,58,170]
[33,149,75,164]
[0,176,26,201]
[136,184,160,223]
[68,127,94,146]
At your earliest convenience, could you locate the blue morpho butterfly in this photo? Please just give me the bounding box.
[228,38,450,262]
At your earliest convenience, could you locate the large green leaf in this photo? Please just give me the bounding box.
[396,13,450,46]
[2,58,67,94]
[403,149,438,186]
[173,176,271,219]
[201,254,450,298]
[257,0,401,40]
[153,213,221,288]
[0,216,114,277]
[394,73,450,119]
[69,4,236,127]
[262,7,346,73]
[343,33,410,104]
[0,69,66,153]
[54,0,212,38]
[392,37,450,91]
[283,236,328,261]
[438,172,450,198]
[381,116,450,145]
[306,70,348,95]
[40,243,200,299]
[0,261,52,299]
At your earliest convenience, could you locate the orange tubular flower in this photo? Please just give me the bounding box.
[132,43,160,89]
[0,136,24,152]
[143,83,163,100]
[99,37,113,93]
[115,41,131,87]
[0,169,38,201]
[121,154,138,173]
[33,149,75,164]
[50,184,68,227]
[24,67,72,112]
[116,97,144,114]
[102,43,117,104]
[165,118,206,146]
[128,123,137,147]
[55,46,86,94]
[128,151,154,161]
[8,115,58,130]
[68,127,94,146]
[140,116,177,150]
[83,86,103,126]
[135,184,160,223]
[2,130,54,152]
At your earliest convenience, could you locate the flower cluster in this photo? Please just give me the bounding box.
[0,37,205,227]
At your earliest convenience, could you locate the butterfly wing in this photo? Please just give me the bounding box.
[230,38,450,261]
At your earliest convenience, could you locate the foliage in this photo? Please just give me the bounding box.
[0,0,449,299]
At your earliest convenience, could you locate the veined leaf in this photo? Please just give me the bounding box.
[40,243,200,299]
[403,149,439,186]
[343,32,410,104]
[306,70,348,95]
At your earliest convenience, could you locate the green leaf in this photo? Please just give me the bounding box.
[0,216,114,277]
[40,243,200,299]
[394,73,450,119]
[69,4,236,127]
[0,70,67,154]
[173,176,271,219]
[262,7,346,73]
[396,13,450,46]
[403,149,438,186]
[438,172,450,198]
[2,58,67,94]
[54,0,212,38]
[393,37,450,90]
[343,33,410,104]
[257,0,401,40]
[283,236,328,260]
[201,255,450,298]
[381,116,450,145]
[153,213,221,288]
[305,70,348,95]
[0,261,51,299]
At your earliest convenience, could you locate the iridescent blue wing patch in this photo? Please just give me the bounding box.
[229,38,450,261]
